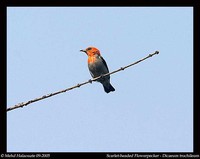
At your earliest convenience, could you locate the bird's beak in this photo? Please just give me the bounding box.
[80,49,87,53]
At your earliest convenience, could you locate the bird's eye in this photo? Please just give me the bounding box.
[87,47,92,51]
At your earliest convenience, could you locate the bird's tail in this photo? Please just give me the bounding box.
[103,83,115,93]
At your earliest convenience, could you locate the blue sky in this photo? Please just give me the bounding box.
[7,7,193,152]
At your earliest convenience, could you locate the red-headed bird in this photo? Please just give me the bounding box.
[80,47,115,93]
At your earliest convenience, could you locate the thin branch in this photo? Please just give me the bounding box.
[7,51,159,112]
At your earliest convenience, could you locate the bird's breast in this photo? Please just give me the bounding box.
[88,56,109,78]
[88,56,96,64]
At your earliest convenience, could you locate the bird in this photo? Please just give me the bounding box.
[80,46,115,93]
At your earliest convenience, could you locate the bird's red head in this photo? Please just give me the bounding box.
[80,46,101,56]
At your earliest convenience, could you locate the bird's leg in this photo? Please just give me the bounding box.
[99,74,105,80]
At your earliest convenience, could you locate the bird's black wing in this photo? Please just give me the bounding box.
[100,56,109,72]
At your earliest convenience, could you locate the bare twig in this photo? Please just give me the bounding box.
[7,51,159,112]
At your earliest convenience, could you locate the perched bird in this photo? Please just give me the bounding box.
[80,46,115,93]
